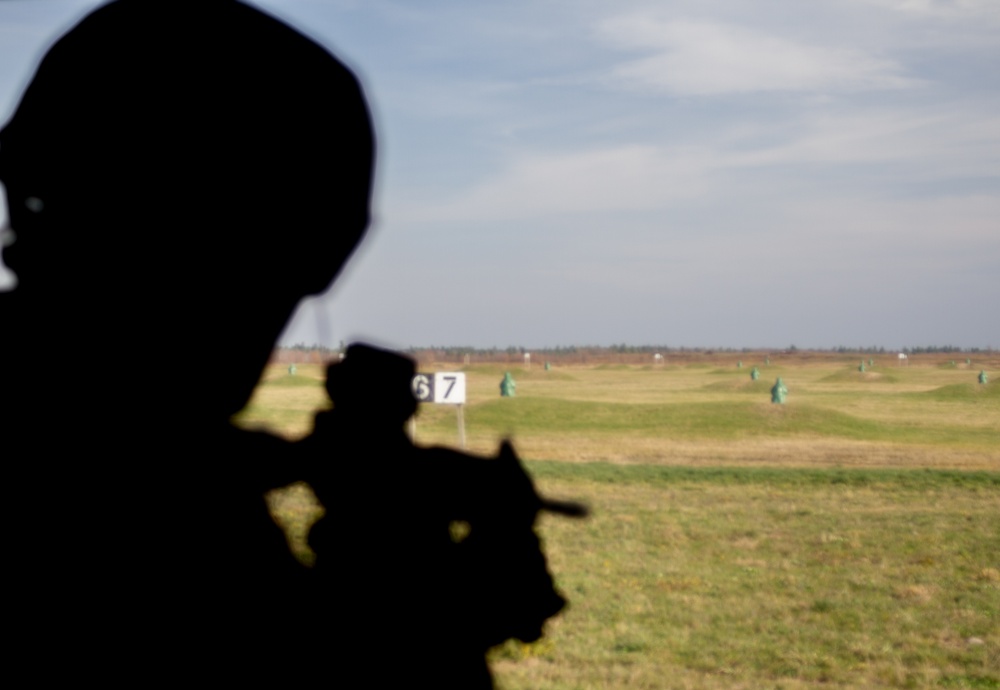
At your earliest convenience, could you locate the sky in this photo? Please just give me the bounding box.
[1,0,997,351]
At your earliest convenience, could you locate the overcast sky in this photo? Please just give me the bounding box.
[1,0,998,350]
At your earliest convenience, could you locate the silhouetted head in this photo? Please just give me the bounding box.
[326,344,418,426]
[0,0,375,416]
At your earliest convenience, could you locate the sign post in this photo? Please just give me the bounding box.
[411,372,468,448]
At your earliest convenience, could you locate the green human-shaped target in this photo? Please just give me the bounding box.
[979,370,988,385]
[500,372,516,397]
[750,366,760,381]
[771,377,788,404]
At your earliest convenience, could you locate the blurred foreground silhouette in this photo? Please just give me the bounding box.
[301,344,585,688]
[0,0,370,681]
[0,1,579,685]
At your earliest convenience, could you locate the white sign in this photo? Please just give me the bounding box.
[412,372,466,404]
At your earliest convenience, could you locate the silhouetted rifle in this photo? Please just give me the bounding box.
[461,439,588,647]
[495,439,588,519]
[305,344,589,651]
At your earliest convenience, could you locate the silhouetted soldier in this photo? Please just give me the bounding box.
[300,344,580,688]
[1,0,372,681]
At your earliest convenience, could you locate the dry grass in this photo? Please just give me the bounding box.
[236,355,998,689]
[491,475,1000,690]
[238,359,999,469]
[486,437,999,470]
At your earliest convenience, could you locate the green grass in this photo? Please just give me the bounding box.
[268,463,999,689]
[396,362,999,464]
[700,379,773,392]
[265,374,323,387]
[240,358,999,688]
[460,364,578,381]
[819,369,901,384]
[922,383,1000,403]
[424,397,999,449]
[494,468,1000,689]
[525,462,1000,490]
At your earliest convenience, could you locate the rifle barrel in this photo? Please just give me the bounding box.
[539,498,588,518]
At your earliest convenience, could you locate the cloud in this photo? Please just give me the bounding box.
[857,0,1000,20]
[396,144,714,223]
[394,96,1000,228]
[597,17,919,95]
[721,106,1000,178]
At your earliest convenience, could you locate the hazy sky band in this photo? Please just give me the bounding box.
[1,0,998,349]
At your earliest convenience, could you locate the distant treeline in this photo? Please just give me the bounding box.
[898,345,988,354]
[819,345,989,354]
[272,343,339,364]
[413,344,992,356]
[271,343,994,366]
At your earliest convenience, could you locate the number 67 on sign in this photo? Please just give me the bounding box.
[411,372,466,404]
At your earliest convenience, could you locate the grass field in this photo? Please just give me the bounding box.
[236,353,999,689]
